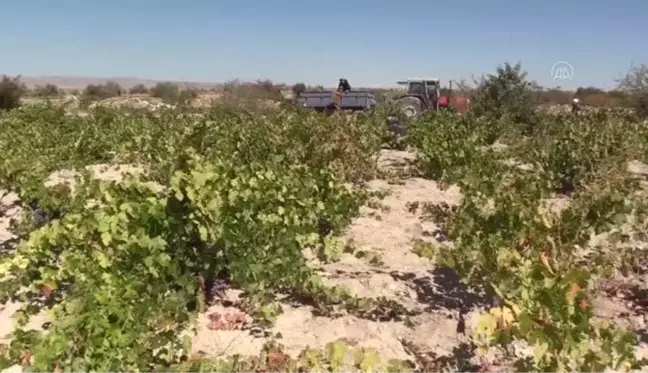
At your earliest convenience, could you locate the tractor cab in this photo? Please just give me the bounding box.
[397,78,441,110]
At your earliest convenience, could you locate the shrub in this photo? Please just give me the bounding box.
[0,75,25,110]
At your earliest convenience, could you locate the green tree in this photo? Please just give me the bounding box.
[617,63,648,118]
[33,83,61,98]
[291,82,307,97]
[0,75,25,110]
[83,81,123,100]
[253,79,283,101]
[470,62,540,133]
[103,81,123,97]
[129,84,149,94]
[178,89,198,105]
[151,82,180,103]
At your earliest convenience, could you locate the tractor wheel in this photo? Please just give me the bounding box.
[386,96,423,138]
[396,96,423,119]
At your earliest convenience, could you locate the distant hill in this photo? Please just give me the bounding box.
[9,75,404,92]
[13,75,224,91]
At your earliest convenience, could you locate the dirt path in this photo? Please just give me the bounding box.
[187,149,648,369]
[188,150,487,368]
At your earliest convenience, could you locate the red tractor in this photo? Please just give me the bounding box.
[387,78,468,136]
[393,78,469,117]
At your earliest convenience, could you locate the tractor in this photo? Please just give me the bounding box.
[394,78,468,117]
[387,78,469,136]
[295,77,469,136]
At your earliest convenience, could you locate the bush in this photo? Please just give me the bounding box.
[0,75,25,110]
[129,84,149,95]
[151,82,180,103]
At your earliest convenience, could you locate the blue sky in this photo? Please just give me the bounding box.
[1,0,646,89]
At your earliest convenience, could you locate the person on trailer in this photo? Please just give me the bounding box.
[337,78,351,93]
[330,78,351,112]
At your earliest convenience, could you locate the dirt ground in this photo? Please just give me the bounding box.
[1,150,648,372]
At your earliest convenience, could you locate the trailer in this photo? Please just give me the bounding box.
[296,90,376,112]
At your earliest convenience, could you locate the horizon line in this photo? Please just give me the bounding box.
[7,74,619,92]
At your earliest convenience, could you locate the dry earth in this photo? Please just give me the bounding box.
[21,91,269,111]
[17,76,223,91]
[1,150,648,371]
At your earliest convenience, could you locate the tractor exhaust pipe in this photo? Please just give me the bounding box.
[448,80,453,109]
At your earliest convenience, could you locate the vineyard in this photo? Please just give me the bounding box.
[1,71,648,372]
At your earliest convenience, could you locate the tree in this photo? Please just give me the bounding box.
[222,79,284,102]
[537,88,572,105]
[0,75,25,110]
[178,89,198,105]
[103,81,123,97]
[575,86,604,96]
[291,83,307,97]
[33,83,61,98]
[83,81,123,101]
[470,62,540,132]
[253,79,283,101]
[617,63,648,118]
[129,84,149,95]
[151,82,180,103]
